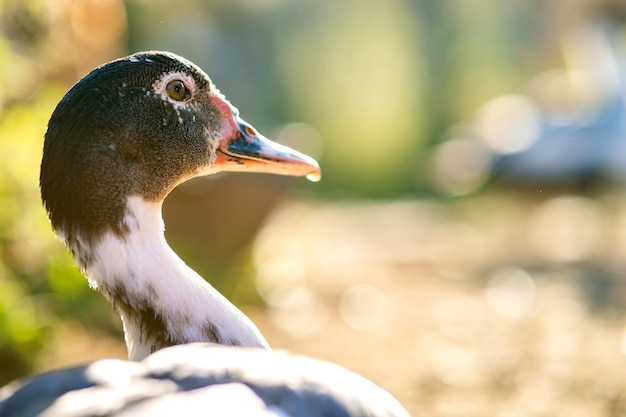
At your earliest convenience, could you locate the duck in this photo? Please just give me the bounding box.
[491,14,626,186]
[0,51,409,417]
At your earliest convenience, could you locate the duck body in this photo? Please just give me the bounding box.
[0,344,408,417]
[2,51,410,416]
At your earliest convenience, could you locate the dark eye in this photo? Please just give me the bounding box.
[166,80,190,101]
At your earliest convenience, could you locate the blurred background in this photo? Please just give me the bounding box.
[2,0,626,415]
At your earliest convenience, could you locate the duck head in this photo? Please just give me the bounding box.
[40,51,320,256]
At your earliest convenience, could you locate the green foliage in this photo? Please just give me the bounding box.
[0,36,114,380]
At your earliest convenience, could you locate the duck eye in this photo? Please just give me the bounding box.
[166,80,190,101]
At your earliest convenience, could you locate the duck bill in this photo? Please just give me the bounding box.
[212,96,321,180]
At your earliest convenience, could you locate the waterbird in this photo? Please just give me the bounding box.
[0,51,408,417]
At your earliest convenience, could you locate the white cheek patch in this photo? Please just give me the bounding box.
[152,71,199,123]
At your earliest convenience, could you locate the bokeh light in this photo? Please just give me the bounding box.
[485,268,536,320]
[339,284,387,331]
[430,137,492,196]
[476,95,540,154]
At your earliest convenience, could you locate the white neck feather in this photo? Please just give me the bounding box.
[83,196,269,360]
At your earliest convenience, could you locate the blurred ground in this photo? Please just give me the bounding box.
[251,192,626,417]
[34,190,626,417]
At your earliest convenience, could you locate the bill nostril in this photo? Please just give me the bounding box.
[244,124,256,136]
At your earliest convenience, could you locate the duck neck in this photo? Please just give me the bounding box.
[72,195,269,360]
